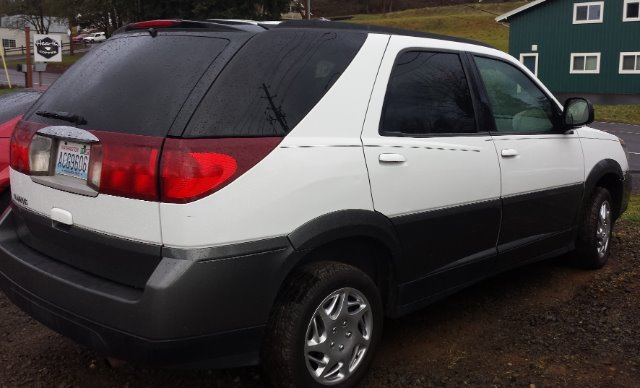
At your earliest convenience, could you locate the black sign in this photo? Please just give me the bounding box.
[35,36,60,59]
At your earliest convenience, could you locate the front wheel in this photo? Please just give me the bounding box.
[263,262,383,388]
[575,187,614,269]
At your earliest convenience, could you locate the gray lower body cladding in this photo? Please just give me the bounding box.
[0,207,294,367]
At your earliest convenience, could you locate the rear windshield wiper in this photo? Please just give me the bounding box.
[36,110,87,126]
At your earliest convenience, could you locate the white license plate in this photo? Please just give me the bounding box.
[55,141,91,181]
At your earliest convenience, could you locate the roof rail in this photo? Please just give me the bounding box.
[275,20,494,49]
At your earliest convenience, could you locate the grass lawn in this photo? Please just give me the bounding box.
[3,51,86,72]
[623,195,640,224]
[594,105,640,125]
[350,2,526,52]
[0,87,22,97]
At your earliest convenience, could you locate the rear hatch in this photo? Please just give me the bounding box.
[8,22,370,289]
[9,27,251,288]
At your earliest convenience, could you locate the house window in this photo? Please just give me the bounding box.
[623,0,640,21]
[619,52,640,74]
[1,39,17,49]
[520,53,539,76]
[573,1,604,24]
[570,53,601,74]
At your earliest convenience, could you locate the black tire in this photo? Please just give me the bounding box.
[575,187,614,269]
[0,189,9,215]
[263,261,383,388]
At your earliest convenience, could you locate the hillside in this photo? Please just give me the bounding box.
[350,1,526,52]
[312,0,521,17]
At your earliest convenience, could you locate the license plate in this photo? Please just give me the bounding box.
[55,141,91,181]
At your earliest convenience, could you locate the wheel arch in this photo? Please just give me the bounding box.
[281,210,402,314]
[583,159,625,220]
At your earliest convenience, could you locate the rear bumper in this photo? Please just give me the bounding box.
[0,207,295,367]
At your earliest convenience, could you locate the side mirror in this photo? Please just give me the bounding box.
[563,98,594,128]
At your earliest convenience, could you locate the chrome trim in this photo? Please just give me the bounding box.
[37,126,99,143]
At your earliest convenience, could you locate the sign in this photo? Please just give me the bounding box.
[33,34,62,63]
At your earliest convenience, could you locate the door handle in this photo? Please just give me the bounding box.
[379,153,406,163]
[501,149,519,158]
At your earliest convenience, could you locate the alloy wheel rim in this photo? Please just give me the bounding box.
[304,287,373,385]
[596,200,611,258]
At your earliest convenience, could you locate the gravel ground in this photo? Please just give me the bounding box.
[1,221,639,387]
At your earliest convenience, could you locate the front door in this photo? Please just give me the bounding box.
[472,55,585,270]
[361,37,502,306]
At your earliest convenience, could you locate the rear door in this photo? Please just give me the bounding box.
[470,55,585,270]
[361,36,502,305]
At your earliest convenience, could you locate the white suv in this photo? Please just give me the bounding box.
[0,20,631,388]
[83,32,106,43]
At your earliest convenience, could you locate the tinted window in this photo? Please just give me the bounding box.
[184,30,366,138]
[628,2,640,18]
[380,51,476,136]
[27,35,230,136]
[475,56,558,133]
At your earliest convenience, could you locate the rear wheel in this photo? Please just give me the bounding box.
[263,262,382,388]
[575,187,613,269]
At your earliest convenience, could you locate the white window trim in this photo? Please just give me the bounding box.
[570,52,601,74]
[619,52,640,74]
[573,1,604,24]
[623,0,640,21]
[2,39,17,49]
[519,53,539,76]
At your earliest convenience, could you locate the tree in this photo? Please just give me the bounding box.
[0,0,69,33]
[0,0,291,37]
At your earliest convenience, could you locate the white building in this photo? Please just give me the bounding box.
[1,15,69,56]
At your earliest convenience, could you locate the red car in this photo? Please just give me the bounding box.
[71,34,89,44]
[0,90,42,211]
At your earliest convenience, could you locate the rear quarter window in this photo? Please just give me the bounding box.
[26,35,231,137]
[183,29,367,138]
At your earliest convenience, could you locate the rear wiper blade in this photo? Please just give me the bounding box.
[36,110,87,126]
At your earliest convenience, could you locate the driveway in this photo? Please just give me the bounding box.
[0,220,638,387]
[0,68,61,88]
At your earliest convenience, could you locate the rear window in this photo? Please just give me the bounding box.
[183,29,367,138]
[27,35,230,136]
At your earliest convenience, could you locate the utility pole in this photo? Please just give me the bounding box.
[25,26,33,88]
[69,17,75,56]
[307,0,311,19]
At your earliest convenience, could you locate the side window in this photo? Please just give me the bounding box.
[184,30,367,138]
[474,56,558,133]
[380,51,476,136]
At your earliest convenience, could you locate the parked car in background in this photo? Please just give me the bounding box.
[71,34,89,44]
[83,32,106,43]
[0,90,42,212]
[0,20,631,388]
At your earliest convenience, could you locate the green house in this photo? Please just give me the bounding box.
[496,0,640,100]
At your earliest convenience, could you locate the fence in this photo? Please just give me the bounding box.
[2,42,83,56]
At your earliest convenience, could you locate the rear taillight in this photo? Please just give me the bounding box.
[10,119,39,174]
[91,131,163,201]
[160,138,282,204]
[10,119,281,203]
